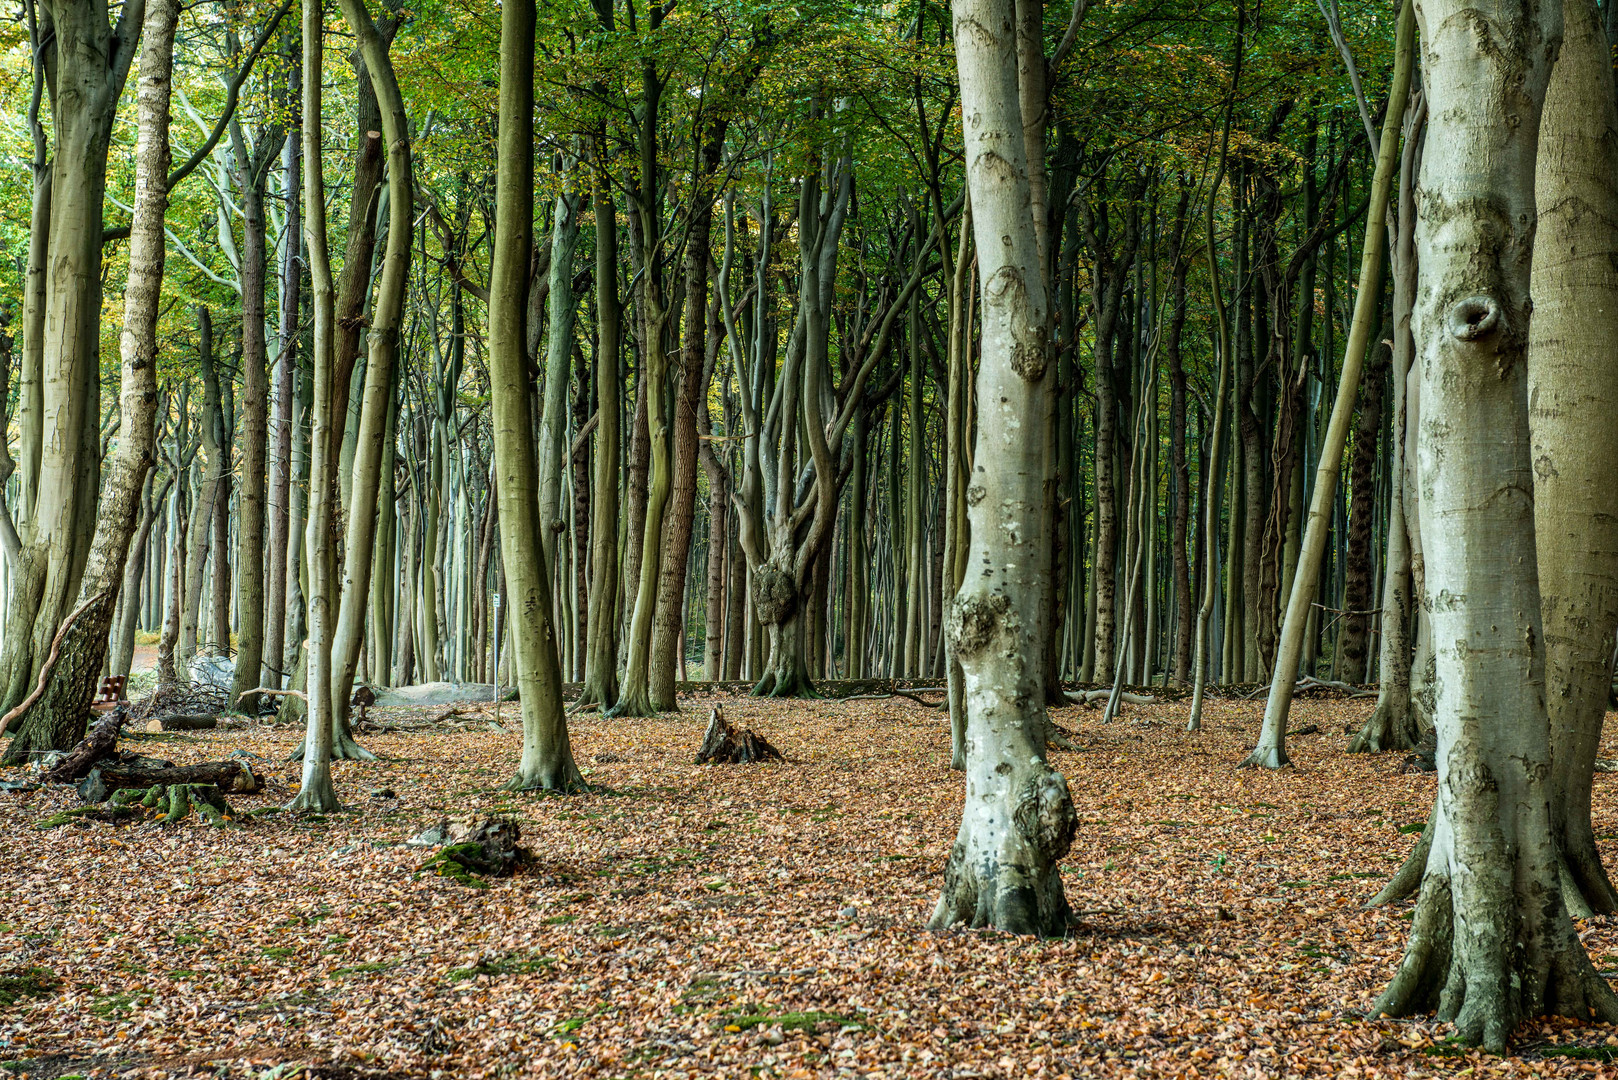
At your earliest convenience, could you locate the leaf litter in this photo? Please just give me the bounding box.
[1,692,1616,1078]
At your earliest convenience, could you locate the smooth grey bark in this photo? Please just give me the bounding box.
[290,0,340,813]
[930,0,1076,936]
[1370,0,1618,1048]
[1527,0,1618,917]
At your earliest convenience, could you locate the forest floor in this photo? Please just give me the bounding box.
[3,692,1618,1079]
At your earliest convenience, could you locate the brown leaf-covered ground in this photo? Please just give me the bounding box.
[4,692,1618,1079]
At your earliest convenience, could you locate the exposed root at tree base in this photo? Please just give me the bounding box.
[1371,875,1618,1053]
[1237,744,1291,770]
[1348,699,1421,754]
[1370,808,1433,907]
[751,668,818,699]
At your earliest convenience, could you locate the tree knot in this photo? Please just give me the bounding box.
[753,564,796,626]
[1013,763,1076,865]
[948,591,1010,658]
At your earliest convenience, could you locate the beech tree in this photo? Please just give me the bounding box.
[1369,0,1618,1048]
[930,0,1076,935]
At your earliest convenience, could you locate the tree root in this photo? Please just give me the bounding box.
[1371,873,1618,1052]
[751,666,818,699]
[1348,697,1421,753]
[1369,806,1433,907]
[1236,743,1291,769]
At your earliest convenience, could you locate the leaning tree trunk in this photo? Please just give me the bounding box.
[1246,0,1413,767]
[2,0,175,765]
[1526,0,1618,917]
[487,0,582,792]
[1370,0,1618,1049]
[930,0,1076,937]
[325,0,412,760]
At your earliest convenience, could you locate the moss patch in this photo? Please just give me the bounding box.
[0,967,59,1007]
[446,953,556,982]
[725,1010,859,1033]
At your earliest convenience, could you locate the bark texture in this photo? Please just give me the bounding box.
[932,0,1076,937]
[1371,0,1618,1048]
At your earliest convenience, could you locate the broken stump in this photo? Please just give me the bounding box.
[695,705,784,765]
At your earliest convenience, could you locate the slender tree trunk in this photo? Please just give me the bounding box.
[1249,0,1413,765]
[228,129,274,711]
[266,53,301,692]
[575,174,622,712]
[290,0,341,813]
[488,0,582,791]
[1351,98,1424,753]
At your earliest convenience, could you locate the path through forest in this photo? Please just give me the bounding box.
[4,695,1616,1078]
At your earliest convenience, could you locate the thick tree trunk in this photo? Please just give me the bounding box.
[2,0,172,765]
[1371,0,1618,1048]
[932,0,1076,937]
[0,0,139,718]
[1527,0,1618,917]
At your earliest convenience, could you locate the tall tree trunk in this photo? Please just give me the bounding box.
[1371,0,1618,1048]
[651,189,719,709]
[1250,2,1413,764]
[324,0,411,757]
[487,0,582,791]
[266,52,302,692]
[2,0,172,762]
[1528,0,1618,917]
[178,309,223,666]
[576,174,622,712]
[931,0,1075,936]
[290,0,341,813]
[0,0,142,718]
[1351,99,1424,753]
[228,122,276,711]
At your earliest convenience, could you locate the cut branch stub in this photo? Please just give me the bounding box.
[696,705,784,765]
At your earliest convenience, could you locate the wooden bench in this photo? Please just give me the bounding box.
[91,675,128,715]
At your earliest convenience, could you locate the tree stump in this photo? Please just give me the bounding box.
[695,706,784,764]
[415,815,526,886]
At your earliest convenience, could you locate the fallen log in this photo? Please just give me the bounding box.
[77,760,243,804]
[1064,689,1156,709]
[696,705,784,765]
[41,708,127,784]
